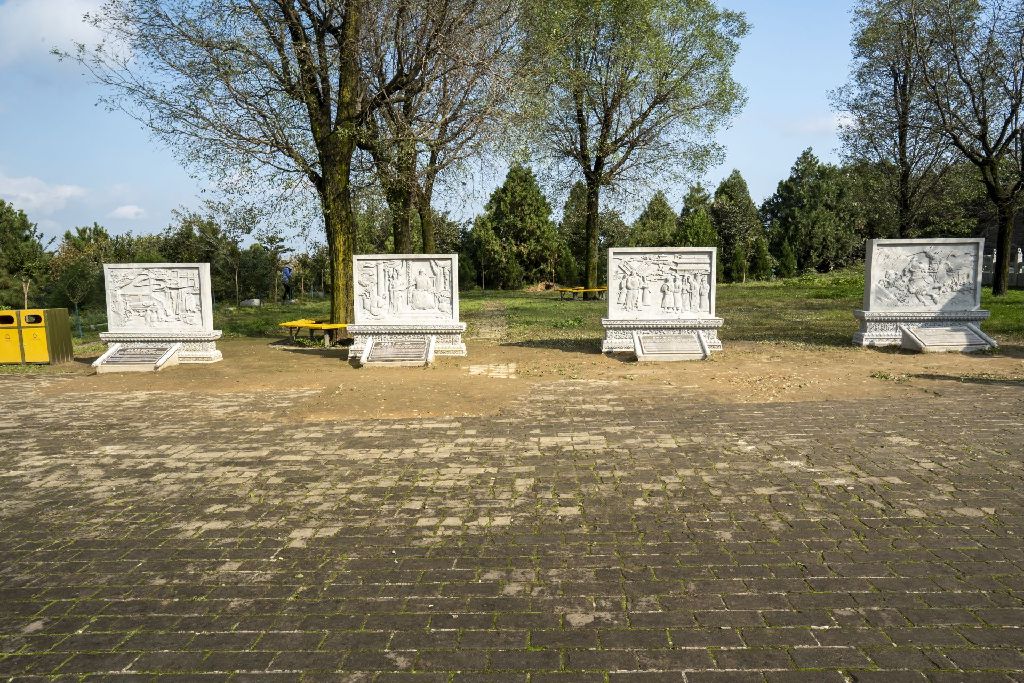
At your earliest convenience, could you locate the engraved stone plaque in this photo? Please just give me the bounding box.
[360,336,434,367]
[99,263,222,365]
[633,332,708,361]
[853,239,993,348]
[93,343,182,373]
[900,325,995,353]
[354,255,458,325]
[602,247,723,356]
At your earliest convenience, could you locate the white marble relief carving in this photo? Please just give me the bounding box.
[106,267,206,332]
[105,264,214,334]
[350,254,466,361]
[854,239,992,348]
[354,256,456,325]
[868,244,979,312]
[603,248,722,357]
[100,263,221,365]
[608,249,715,320]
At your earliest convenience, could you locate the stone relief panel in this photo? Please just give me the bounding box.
[104,264,213,333]
[867,240,982,312]
[607,248,716,320]
[353,255,459,325]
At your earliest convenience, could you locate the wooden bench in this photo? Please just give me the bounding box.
[278,319,348,347]
[557,287,608,300]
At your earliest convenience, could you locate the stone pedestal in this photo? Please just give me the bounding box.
[853,238,994,349]
[98,263,222,369]
[601,247,722,360]
[601,318,723,353]
[348,323,467,358]
[351,254,466,366]
[98,331,223,363]
[853,310,990,347]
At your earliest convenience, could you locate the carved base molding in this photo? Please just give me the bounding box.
[348,323,467,357]
[602,318,724,354]
[852,310,991,347]
[100,331,223,363]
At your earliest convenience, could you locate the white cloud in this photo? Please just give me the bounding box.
[0,0,104,68]
[0,171,87,214]
[108,204,146,220]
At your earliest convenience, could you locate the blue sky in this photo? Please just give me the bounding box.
[0,0,855,243]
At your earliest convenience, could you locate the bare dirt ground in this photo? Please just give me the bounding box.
[36,336,1024,420]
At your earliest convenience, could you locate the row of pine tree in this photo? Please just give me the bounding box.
[462,148,901,289]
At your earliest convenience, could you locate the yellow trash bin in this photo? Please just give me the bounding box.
[0,311,22,364]
[9,309,74,365]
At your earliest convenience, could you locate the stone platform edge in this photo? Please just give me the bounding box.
[602,318,724,354]
[852,309,991,347]
[99,331,223,363]
[348,323,467,357]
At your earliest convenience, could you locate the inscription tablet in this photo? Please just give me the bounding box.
[633,332,708,361]
[361,336,435,366]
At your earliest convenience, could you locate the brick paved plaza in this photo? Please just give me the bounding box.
[2,371,1024,682]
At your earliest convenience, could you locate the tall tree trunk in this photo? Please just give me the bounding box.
[992,199,1013,296]
[321,144,357,324]
[896,119,912,239]
[374,142,416,254]
[21,279,29,309]
[894,65,913,239]
[387,181,414,254]
[313,0,360,325]
[418,176,437,253]
[583,176,601,297]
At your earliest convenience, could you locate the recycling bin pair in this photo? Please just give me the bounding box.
[0,309,74,365]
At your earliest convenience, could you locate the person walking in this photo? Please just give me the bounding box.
[281,264,294,301]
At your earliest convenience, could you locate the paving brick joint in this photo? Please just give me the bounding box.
[1,376,1023,682]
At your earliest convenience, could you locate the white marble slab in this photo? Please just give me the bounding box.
[100,263,221,364]
[602,248,722,357]
[607,247,716,320]
[864,238,983,312]
[354,255,459,325]
[350,254,466,362]
[854,239,993,348]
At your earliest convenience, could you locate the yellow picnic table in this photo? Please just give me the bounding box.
[556,286,608,300]
[278,319,348,347]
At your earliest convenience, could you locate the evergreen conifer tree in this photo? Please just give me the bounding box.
[748,234,773,280]
[676,206,718,248]
[777,238,798,278]
[630,191,677,247]
[711,170,761,281]
[761,149,859,272]
[559,181,588,268]
[478,164,558,285]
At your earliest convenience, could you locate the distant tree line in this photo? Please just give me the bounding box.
[0,201,323,312]
[457,146,1013,288]
[2,136,1017,320]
